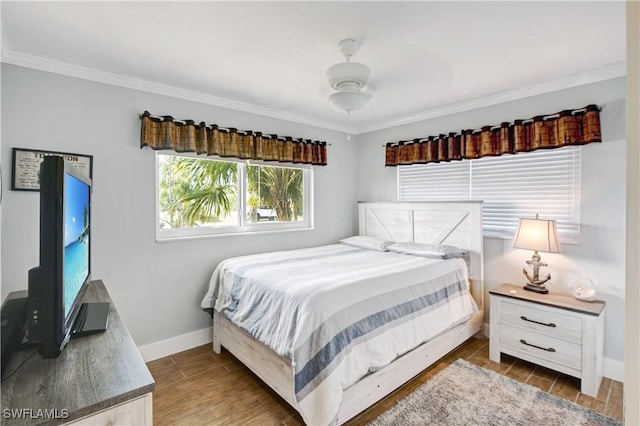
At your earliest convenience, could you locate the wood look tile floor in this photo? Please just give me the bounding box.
[147,337,623,425]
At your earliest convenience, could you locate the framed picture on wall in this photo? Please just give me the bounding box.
[11,148,93,191]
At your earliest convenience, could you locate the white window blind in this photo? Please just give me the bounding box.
[398,147,581,241]
[398,160,470,201]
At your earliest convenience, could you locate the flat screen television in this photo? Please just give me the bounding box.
[27,156,96,358]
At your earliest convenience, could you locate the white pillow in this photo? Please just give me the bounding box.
[339,236,392,252]
[388,242,465,259]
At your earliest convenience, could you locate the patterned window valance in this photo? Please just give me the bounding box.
[140,111,327,166]
[385,104,601,166]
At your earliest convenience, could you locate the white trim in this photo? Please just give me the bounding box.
[360,62,626,134]
[137,326,213,362]
[0,48,353,134]
[484,322,624,382]
[604,357,625,383]
[138,322,623,380]
[1,46,624,135]
[154,153,313,240]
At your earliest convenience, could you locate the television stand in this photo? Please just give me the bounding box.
[1,294,28,376]
[71,302,109,338]
[1,280,155,425]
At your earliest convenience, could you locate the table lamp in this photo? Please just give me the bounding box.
[512,214,561,294]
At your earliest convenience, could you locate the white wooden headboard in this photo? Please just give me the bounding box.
[358,201,484,286]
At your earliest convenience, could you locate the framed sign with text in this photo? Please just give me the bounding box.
[11,148,93,191]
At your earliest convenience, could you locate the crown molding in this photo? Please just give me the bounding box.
[1,45,624,137]
[355,61,626,134]
[0,48,356,134]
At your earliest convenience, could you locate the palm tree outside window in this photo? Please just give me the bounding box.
[157,153,312,239]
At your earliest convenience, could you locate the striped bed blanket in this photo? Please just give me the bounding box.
[200,243,477,425]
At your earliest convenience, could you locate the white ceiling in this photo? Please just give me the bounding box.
[0,1,626,134]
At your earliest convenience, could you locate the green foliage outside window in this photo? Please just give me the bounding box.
[159,156,237,228]
[158,155,304,229]
[247,165,303,223]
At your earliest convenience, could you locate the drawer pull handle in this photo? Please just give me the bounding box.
[520,316,556,328]
[520,339,556,352]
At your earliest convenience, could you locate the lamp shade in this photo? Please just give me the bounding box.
[512,216,561,253]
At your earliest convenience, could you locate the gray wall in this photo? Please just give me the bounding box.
[0,64,357,346]
[0,63,626,371]
[356,77,626,365]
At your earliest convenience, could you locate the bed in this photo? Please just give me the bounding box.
[201,201,484,425]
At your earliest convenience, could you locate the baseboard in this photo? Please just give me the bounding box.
[603,358,624,383]
[483,322,624,382]
[137,326,213,362]
[138,324,625,382]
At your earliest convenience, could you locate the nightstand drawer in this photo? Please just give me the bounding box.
[490,284,606,397]
[500,300,582,343]
[499,324,582,370]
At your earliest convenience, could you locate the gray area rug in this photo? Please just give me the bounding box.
[368,359,621,426]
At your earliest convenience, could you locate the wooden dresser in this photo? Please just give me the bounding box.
[489,283,605,397]
[1,280,155,425]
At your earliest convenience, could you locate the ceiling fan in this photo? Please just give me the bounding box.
[326,39,374,114]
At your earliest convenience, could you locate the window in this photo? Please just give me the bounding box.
[157,153,312,239]
[398,146,581,242]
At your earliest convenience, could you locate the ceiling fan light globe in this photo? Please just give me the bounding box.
[328,90,370,112]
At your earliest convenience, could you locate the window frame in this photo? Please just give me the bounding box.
[397,146,582,243]
[155,152,314,241]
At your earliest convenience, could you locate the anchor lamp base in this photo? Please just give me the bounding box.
[523,282,549,294]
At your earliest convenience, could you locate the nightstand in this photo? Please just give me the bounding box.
[489,283,605,397]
